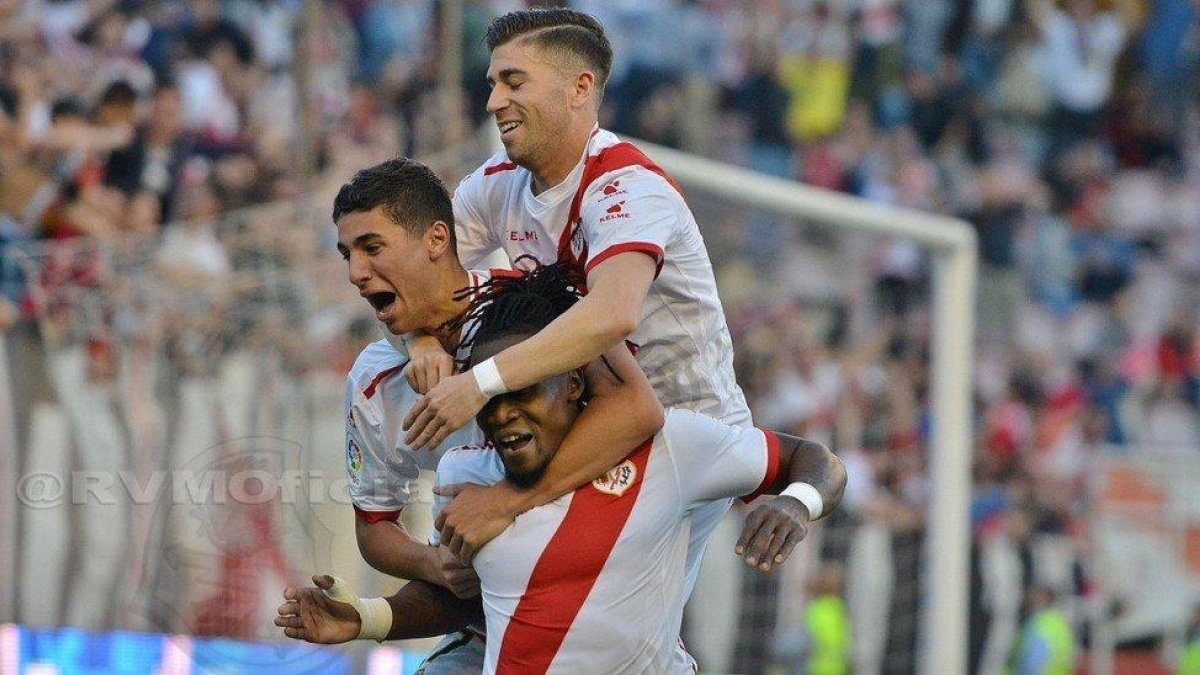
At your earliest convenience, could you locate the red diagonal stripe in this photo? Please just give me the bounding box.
[496,438,654,674]
[484,161,518,176]
[557,142,685,269]
[362,364,405,399]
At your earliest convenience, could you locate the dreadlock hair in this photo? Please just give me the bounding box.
[450,256,586,370]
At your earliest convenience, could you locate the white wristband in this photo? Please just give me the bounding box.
[321,576,394,642]
[781,482,823,520]
[356,596,394,642]
[472,357,509,398]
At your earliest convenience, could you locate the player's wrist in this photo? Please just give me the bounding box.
[320,576,393,642]
[471,357,509,399]
[495,479,534,516]
[419,546,445,585]
[356,596,393,641]
[779,482,823,521]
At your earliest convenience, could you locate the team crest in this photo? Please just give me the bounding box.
[593,460,637,496]
[347,439,364,473]
[569,223,586,259]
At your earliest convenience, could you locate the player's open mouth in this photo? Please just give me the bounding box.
[495,431,533,454]
[498,121,521,137]
[365,291,396,320]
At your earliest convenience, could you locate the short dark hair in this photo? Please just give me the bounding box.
[485,9,613,98]
[331,157,456,247]
[99,80,137,108]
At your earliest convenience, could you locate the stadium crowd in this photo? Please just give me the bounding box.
[2,0,1199,673]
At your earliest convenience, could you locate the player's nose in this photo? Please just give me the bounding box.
[346,253,371,288]
[486,395,521,427]
[485,87,508,115]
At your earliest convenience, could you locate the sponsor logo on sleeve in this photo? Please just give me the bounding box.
[598,179,627,201]
[600,201,630,223]
[347,439,363,474]
[593,459,637,496]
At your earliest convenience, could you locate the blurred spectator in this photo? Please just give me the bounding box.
[104,81,189,223]
[1183,605,1200,675]
[1016,585,1078,675]
[1031,0,1138,163]
[800,562,851,675]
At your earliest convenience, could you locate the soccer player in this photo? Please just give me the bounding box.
[401,10,759,601]
[333,159,664,669]
[276,262,847,673]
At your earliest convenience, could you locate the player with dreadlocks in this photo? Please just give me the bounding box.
[277,261,847,673]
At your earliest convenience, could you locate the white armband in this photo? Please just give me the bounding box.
[781,482,824,520]
[322,576,393,642]
[472,357,509,398]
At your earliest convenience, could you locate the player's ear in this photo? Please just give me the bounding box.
[566,368,585,405]
[571,71,595,110]
[427,220,453,260]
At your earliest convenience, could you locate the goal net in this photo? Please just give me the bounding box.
[635,140,976,674]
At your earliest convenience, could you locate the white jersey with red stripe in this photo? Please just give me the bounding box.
[453,128,751,428]
[431,408,783,674]
[345,271,496,520]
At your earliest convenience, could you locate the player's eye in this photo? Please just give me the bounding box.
[338,249,349,262]
[364,243,383,255]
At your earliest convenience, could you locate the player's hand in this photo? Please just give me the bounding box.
[274,575,362,644]
[735,496,811,573]
[428,545,480,598]
[403,346,456,395]
[403,371,488,450]
[434,482,522,562]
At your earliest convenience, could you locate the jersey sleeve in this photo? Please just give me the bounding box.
[578,166,678,278]
[452,169,500,269]
[345,377,421,523]
[661,408,783,510]
[428,446,506,546]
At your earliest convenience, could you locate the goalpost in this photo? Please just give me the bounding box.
[635,139,978,675]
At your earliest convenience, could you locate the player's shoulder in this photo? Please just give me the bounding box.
[347,338,409,393]
[583,131,682,200]
[458,149,524,194]
[435,443,504,487]
[659,407,750,448]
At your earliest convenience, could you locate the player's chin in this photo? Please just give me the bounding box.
[382,313,414,335]
[502,455,542,489]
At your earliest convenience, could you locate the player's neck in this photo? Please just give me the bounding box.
[428,266,474,352]
[529,124,593,195]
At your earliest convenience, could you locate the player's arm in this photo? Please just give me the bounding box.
[346,376,477,597]
[354,516,478,599]
[735,432,847,572]
[491,253,652,389]
[434,341,664,561]
[404,253,655,449]
[276,574,483,644]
